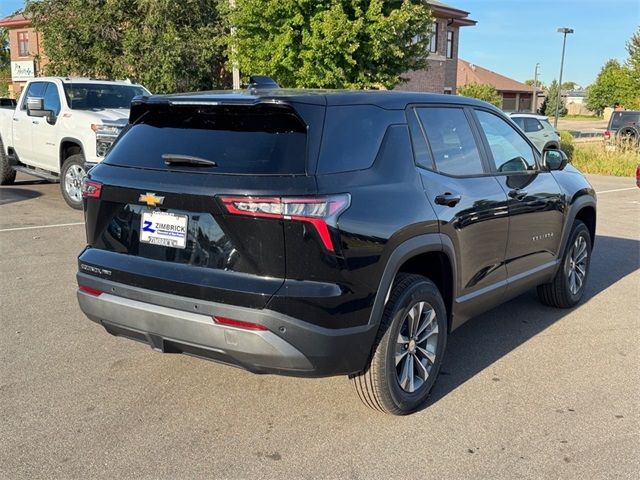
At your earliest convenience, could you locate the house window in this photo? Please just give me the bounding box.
[18,31,29,57]
[444,88,452,95]
[446,31,454,59]
[430,22,438,53]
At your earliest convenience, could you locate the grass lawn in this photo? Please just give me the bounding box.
[570,143,639,176]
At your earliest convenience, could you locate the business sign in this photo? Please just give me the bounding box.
[11,60,35,81]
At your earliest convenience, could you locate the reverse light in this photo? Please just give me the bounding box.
[213,316,268,331]
[79,285,103,296]
[82,179,102,199]
[219,194,350,252]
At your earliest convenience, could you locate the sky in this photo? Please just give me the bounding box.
[2,0,639,87]
[452,0,639,87]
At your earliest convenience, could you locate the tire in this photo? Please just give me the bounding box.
[350,273,447,415]
[0,136,16,185]
[60,154,87,210]
[537,220,592,308]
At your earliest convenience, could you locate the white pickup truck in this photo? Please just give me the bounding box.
[0,77,148,208]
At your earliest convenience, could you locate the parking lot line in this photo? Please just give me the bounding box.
[0,222,84,233]
[596,187,637,194]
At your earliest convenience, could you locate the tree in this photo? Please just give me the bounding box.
[457,83,501,107]
[626,28,640,82]
[0,28,9,97]
[585,59,635,114]
[561,81,578,90]
[540,80,567,117]
[225,0,433,89]
[525,79,545,89]
[25,0,230,93]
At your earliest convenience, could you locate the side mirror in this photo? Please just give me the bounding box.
[26,96,44,114]
[543,149,568,171]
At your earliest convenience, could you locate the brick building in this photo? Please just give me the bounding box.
[395,0,476,94]
[457,59,535,112]
[0,13,47,98]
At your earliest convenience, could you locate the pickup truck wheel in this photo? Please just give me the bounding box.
[0,137,16,185]
[60,154,87,210]
[537,220,592,308]
[350,273,447,415]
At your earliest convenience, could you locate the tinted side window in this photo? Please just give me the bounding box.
[523,118,543,132]
[416,107,484,176]
[511,117,525,130]
[21,82,47,110]
[475,110,537,173]
[43,83,61,116]
[317,105,392,174]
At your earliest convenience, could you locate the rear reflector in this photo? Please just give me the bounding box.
[213,316,268,331]
[219,194,350,252]
[79,285,103,296]
[82,179,102,199]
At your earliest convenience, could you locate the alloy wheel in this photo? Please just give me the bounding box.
[64,164,87,202]
[395,301,439,393]
[566,235,588,295]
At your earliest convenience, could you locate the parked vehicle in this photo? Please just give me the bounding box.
[510,113,561,152]
[76,81,597,415]
[0,98,17,108]
[0,77,149,208]
[604,110,640,143]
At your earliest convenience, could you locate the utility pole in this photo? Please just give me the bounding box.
[554,27,574,127]
[533,63,540,113]
[230,0,240,89]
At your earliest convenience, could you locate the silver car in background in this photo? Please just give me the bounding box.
[510,113,561,152]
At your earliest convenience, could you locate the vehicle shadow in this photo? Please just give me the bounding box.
[0,187,42,206]
[427,234,639,406]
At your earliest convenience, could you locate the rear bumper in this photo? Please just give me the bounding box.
[76,273,376,377]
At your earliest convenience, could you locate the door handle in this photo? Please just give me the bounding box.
[435,192,462,207]
[32,120,40,125]
[508,189,527,200]
[13,118,19,122]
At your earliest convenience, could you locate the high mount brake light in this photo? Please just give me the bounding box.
[219,194,350,252]
[82,179,102,199]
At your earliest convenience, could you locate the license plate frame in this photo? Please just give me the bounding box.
[140,210,188,249]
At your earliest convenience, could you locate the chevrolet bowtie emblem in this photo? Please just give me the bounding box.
[139,192,165,207]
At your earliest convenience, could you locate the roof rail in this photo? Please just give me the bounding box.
[248,75,280,91]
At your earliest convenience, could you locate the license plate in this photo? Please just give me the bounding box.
[140,211,188,249]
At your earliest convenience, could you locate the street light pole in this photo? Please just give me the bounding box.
[533,63,540,113]
[230,0,240,89]
[554,27,574,127]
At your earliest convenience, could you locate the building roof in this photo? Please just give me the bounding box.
[0,13,31,28]
[457,59,532,93]
[428,1,477,26]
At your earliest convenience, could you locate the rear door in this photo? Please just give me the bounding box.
[471,108,564,284]
[409,105,509,315]
[82,102,320,308]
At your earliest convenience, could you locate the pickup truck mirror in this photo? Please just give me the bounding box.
[26,96,56,124]
[542,148,569,171]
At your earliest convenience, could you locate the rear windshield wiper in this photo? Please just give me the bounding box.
[162,154,217,167]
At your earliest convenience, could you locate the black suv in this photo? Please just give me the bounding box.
[604,110,640,141]
[76,85,596,415]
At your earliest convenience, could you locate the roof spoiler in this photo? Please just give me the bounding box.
[248,75,280,91]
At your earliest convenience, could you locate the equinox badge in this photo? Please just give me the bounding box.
[139,192,165,207]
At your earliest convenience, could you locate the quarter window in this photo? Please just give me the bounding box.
[475,110,537,173]
[416,107,484,176]
[17,31,29,56]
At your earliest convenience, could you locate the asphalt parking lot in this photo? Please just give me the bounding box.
[1,173,638,480]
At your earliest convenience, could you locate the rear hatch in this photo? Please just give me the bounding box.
[80,100,322,308]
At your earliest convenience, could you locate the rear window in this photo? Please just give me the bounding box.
[105,104,307,175]
[609,112,640,130]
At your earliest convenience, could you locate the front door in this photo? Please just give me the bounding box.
[13,81,47,165]
[29,82,61,172]
[471,108,565,285]
[409,106,510,323]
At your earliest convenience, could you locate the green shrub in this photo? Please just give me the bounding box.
[559,130,575,159]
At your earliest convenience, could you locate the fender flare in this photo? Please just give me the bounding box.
[366,233,457,327]
[557,193,597,261]
[59,137,85,165]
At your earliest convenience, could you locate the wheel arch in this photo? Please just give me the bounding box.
[558,195,597,260]
[59,138,84,168]
[368,234,456,332]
